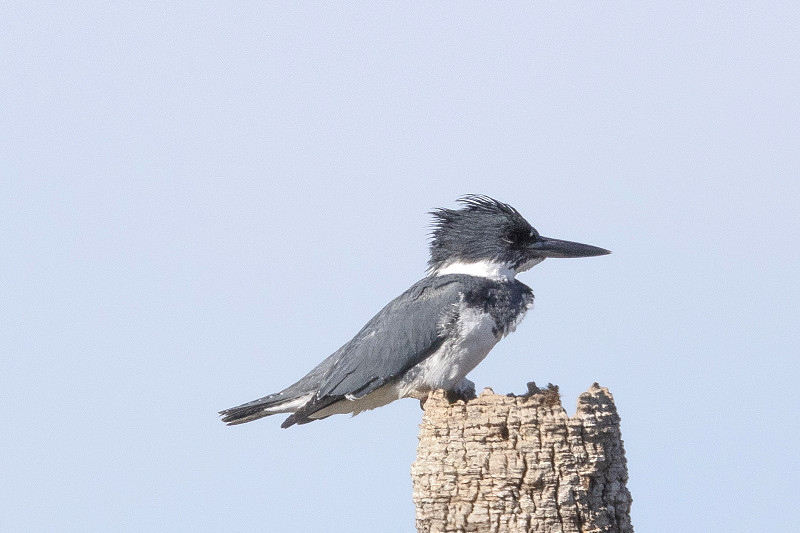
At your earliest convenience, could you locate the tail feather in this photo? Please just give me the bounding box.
[219,392,312,426]
[218,403,273,426]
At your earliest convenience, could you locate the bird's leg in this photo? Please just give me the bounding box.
[445,378,477,403]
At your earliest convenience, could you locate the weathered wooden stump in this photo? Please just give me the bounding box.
[411,383,633,533]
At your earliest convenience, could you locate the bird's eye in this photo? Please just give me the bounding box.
[503,229,527,244]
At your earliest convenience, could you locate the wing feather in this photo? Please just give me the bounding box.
[284,277,464,425]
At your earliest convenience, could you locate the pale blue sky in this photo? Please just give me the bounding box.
[2,3,798,532]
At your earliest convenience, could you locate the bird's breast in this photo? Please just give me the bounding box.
[401,304,500,394]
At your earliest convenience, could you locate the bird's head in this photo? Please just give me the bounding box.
[427,195,610,279]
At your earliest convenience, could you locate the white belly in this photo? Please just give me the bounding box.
[399,306,500,395]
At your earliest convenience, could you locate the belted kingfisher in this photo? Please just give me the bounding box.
[220,195,609,428]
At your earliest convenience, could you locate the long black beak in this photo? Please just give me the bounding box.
[530,236,611,258]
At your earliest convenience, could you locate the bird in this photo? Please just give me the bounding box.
[219,195,610,428]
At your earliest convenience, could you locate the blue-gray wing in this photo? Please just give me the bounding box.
[283,276,465,425]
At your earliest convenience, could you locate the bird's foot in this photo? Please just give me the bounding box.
[445,378,477,404]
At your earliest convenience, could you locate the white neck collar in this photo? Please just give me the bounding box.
[433,260,517,281]
[431,256,544,280]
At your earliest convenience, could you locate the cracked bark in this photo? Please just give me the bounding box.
[411,383,633,533]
